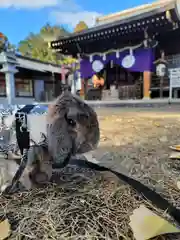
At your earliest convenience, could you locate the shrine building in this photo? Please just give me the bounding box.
[50,0,180,101]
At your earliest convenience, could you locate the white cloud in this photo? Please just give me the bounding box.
[52,10,102,28]
[50,0,102,28]
[0,0,59,8]
[0,0,102,28]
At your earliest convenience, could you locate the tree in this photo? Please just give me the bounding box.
[0,32,16,53]
[18,23,75,64]
[74,21,88,33]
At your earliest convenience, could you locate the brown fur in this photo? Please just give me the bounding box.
[46,91,100,167]
[25,144,52,185]
[4,134,52,192]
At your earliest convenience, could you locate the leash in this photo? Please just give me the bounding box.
[70,159,180,225]
[4,112,30,194]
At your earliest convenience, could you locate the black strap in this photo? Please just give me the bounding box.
[4,113,30,194]
[15,113,29,154]
[74,159,180,225]
[4,149,29,194]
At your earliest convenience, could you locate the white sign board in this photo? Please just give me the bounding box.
[169,68,180,100]
[169,68,180,88]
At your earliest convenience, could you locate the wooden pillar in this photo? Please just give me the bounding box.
[84,78,88,100]
[143,71,151,99]
[80,78,88,99]
[80,79,84,98]
[1,63,18,105]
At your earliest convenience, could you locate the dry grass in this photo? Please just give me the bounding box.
[0,178,143,240]
[1,109,180,239]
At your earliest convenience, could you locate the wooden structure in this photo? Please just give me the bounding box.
[0,52,69,105]
[50,0,180,100]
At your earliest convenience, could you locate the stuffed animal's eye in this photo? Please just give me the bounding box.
[64,114,76,127]
[67,118,76,127]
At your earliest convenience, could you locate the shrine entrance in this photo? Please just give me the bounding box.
[80,47,151,100]
[103,62,143,100]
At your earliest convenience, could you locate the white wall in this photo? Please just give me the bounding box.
[0,97,35,106]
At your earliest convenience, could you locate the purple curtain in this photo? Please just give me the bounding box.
[80,48,155,78]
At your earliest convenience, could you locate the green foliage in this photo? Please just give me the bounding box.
[18,23,74,65]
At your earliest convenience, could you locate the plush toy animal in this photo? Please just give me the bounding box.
[46,90,100,168]
[0,91,100,192]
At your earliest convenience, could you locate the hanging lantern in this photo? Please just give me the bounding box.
[110,60,114,68]
[154,51,168,77]
[156,63,167,77]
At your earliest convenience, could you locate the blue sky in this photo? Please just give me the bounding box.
[0,0,154,46]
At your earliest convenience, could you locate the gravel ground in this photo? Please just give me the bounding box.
[1,107,180,240]
[97,108,180,166]
[95,108,180,194]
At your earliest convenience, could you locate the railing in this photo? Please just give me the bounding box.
[118,85,137,99]
[150,74,170,98]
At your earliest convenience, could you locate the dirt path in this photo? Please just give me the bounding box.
[90,110,180,206]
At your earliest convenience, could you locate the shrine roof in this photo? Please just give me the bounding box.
[95,0,174,25]
[50,0,180,55]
